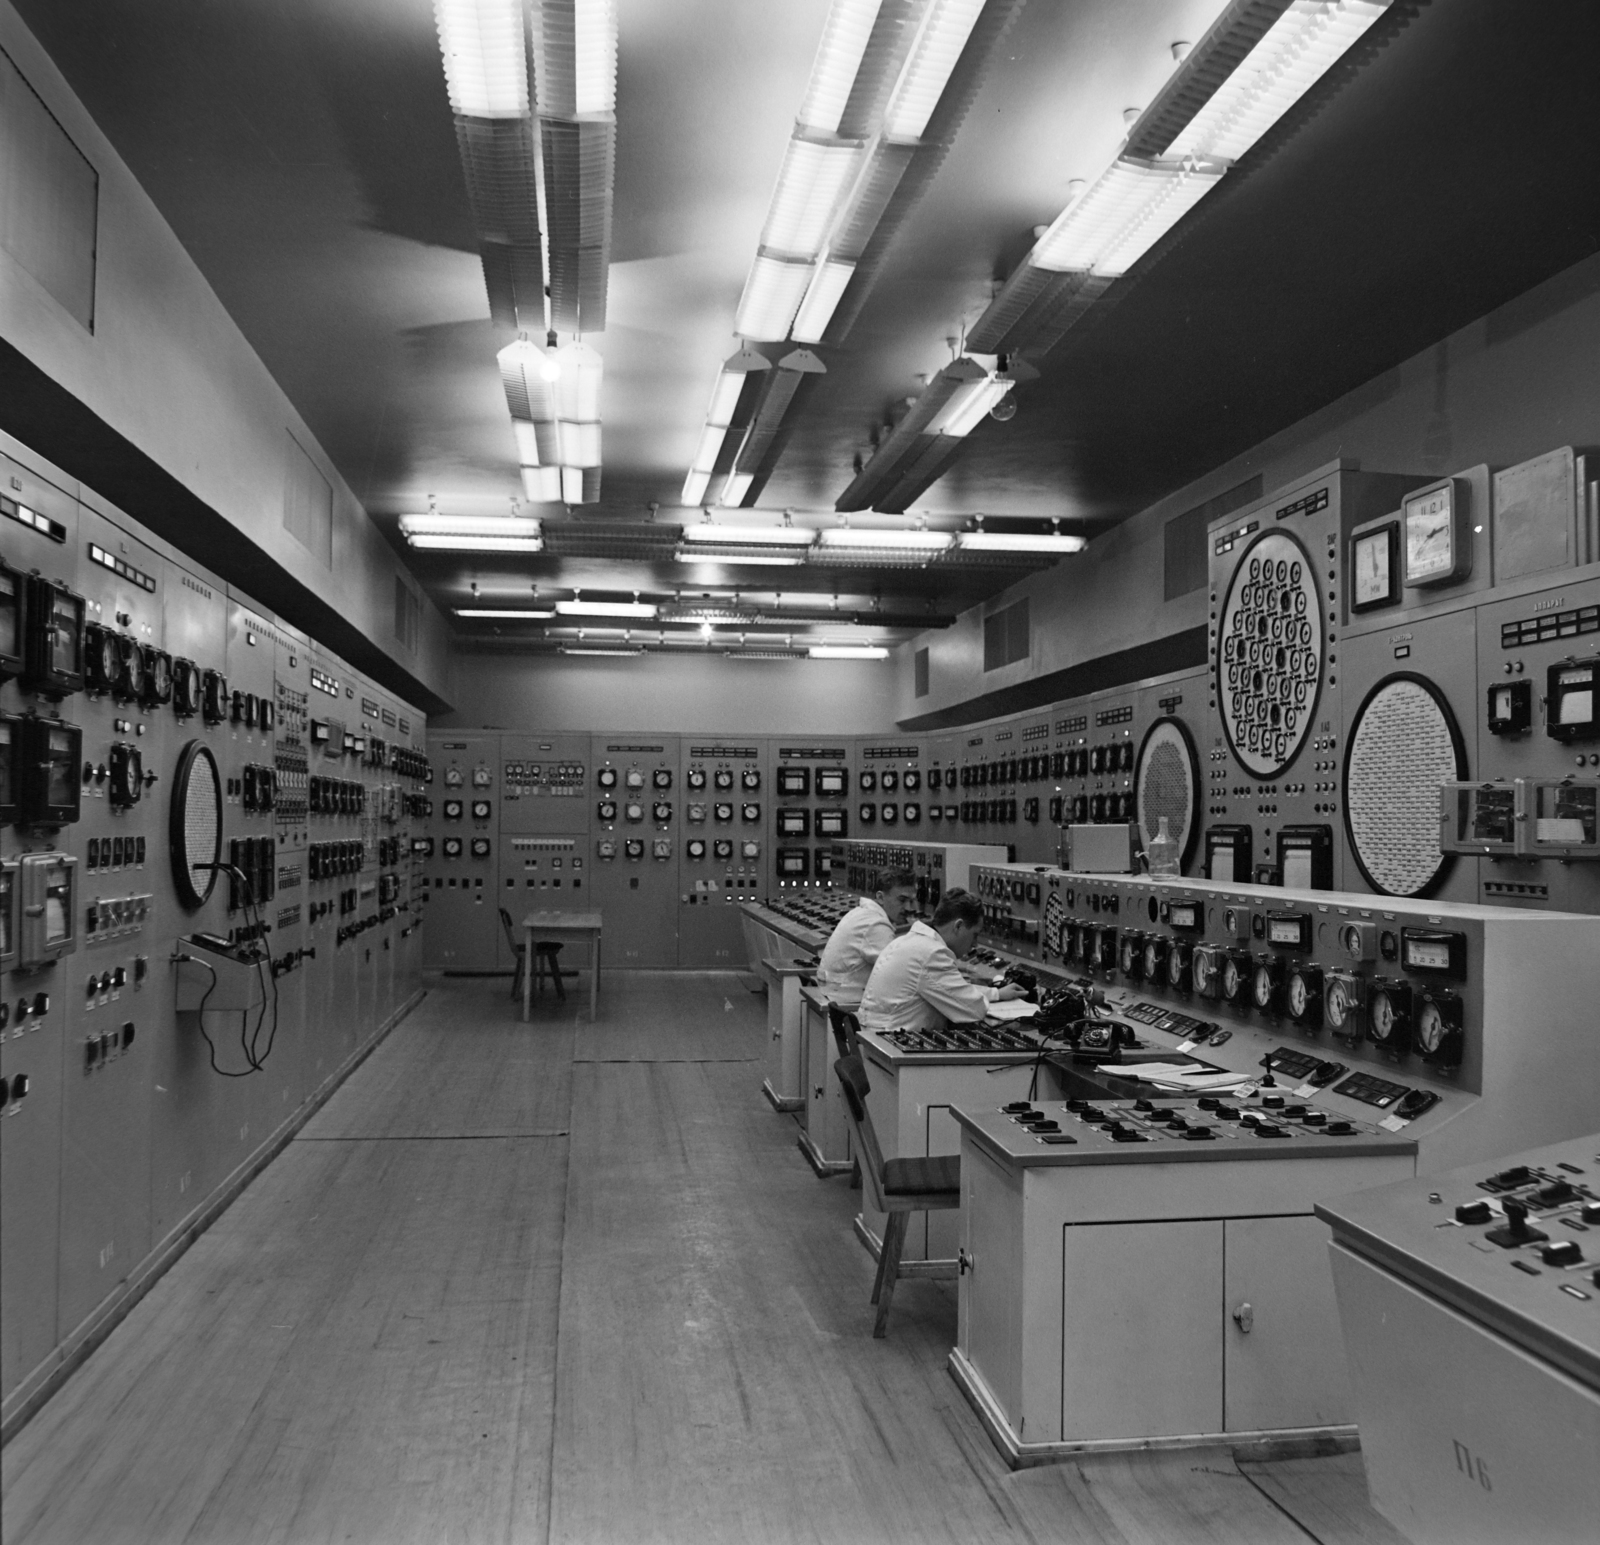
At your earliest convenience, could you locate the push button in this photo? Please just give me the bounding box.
[1455,1200,1493,1225]
[1541,1241,1583,1268]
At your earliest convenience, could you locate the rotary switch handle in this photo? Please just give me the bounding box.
[1232,1303,1254,1334]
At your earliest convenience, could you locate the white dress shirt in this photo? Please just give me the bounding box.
[857,920,995,1033]
[816,897,896,996]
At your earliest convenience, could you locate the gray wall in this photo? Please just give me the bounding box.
[900,252,1600,723]
[0,2,453,709]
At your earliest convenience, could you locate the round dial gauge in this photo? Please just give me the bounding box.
[1340,924,1364,957]
[1288,968,1322,1021]
[625,770,645,790]
[687,768,706,789]
[117,637,145,701]
[444,767,464,787]
[1166,944,1189,989]
[172,657,201,716]
[1192,947,1216,995]
[714,769,733,790]
[1325,975,1353,1030]
[1416,999,1446,1055]
[143,647,173,706]
[1369,986,1406,1048]
[90,626,120,692]
[1118,936,1139,975]
[1221,955,1244,1002]
[1141,941,1161,980]
[1215,528,1323,778]
[1252,962,1277,1011]
[597,767,617,789]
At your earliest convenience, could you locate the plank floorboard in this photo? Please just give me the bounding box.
[299,976,573,1139]
[1239,1453,1408,1545]
[6,974,1355,1545]
[572,970,765,1063]
[3,1135,568,1545]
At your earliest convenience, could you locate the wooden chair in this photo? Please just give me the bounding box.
[826,1002,862,1060]
[499,908,565,1002]
[834,1052,961,1337]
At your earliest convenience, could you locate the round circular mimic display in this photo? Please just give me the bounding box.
[1043,891,1065,958]
[1215,529,1323,778]
[170,740,222,910]
[1134,716,1200,871]
[1344,672,1466,898]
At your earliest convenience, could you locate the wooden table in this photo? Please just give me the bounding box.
[522,910,603,1022]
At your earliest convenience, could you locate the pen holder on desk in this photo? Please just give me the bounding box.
[175,944,267,1013]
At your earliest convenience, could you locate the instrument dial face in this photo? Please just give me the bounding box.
[1119,938,1137,974]
[1326,977,1351,1029]
[1192,948,1215,994]
[1287,973,1309,1019]
[1252,963,1275,1010]
[145,649,172,704]
[1369,990,1397,1043]
[1215,528,1323,778]
[1142,941,1160,979]
[1166,946,1187,988]
[118,637,145,699]
[1417,1000,1446,1054]
[95,628,121,690]
[1221,956,1243,1001]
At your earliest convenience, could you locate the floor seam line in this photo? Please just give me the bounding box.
[293,1132,571,1142]
[1235,1460,1331,1545]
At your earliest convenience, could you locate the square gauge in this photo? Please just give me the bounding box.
[1350,521,1401,612]
[1402,478,1471,587]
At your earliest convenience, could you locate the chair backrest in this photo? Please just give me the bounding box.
[827,1002,861,1060]
[498,907,518,953]
[834,1053,888,1213]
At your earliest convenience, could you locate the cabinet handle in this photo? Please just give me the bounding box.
[1232,1302,1254,1333]
[958,1248,975,1275]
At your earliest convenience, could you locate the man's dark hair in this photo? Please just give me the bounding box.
[875,869,916,894]
[932,888,983,928]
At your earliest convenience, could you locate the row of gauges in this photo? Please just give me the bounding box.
[934,747,1134,787]
[599,799,681,823]
[418,836,493,859]
[598,767,763,793]
[308,776,365,815]
[441,798,491,821]
[307,840,365,879]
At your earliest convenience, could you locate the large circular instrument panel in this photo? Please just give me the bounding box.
[170,740,223,910]
[1343,672,1465,898]
[1215,529,1323,778]
[1134,716,1200,872]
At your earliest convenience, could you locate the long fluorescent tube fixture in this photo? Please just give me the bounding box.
[400,514,542,537]
[559,646,644,657]
[435,0,529,117]
[454,608,558,619]
[796,0,880,134]
[675,552,805,567]
[926,373,1014,437]
[884,0,988,142]
[809,644,889,659]
[408,534,544,552]
[816,528,953,552]
[555,599,658,619]
[1031,156,1225,277]
[956,531,1085,553]
[681,524,813,545]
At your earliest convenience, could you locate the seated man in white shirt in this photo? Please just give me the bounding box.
[857,888,1025,1033]
[815,868,916,998]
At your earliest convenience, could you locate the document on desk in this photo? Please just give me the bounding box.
[1097,1061,1249,1091]
[985,999,1040,1022]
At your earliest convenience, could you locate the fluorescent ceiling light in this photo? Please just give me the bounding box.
[455,608,557,619]
[407,534,544,552]
[573,0,619,115]
[760,139,862,258]
[735,254,814,341]
[555,599,658,619]
[558,420,602,468]
[690,425,727,477]
[682,524,812,545]
[559,646,644,657]
[560,466,587,504]
[434,0,529,118]
[675,551,805,566]
[816,528,953,551]
[809,644,889,659]
[956,531,1086,553]
[681,469,712,506]
[797,0,881,133]
[1032,156,1224,277]
[521,466,563,503]
[1164,0,1391,164]
[718,471,755,507]
[553,340,604,422]
[791,259,856,344]
[884,0,987,141]
[927,375,1014,438]
[399,514,542,538]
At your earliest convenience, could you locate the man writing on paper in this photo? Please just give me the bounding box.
[815,868,917,997]
[858,889,1026,1033]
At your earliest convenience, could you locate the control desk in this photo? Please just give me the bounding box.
[1319,1133,1599,1545]
[971,865,1599,1172]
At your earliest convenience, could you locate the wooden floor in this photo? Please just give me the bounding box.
[3,973,1405,1545]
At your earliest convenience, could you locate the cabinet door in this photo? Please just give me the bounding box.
[1224,1213,1353,1432]
[1062,1219,1222,1441]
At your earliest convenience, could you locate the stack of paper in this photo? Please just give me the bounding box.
[1095,1061,1250,1092]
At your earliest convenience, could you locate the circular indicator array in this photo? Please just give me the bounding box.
[1216,530,1322,778]
[1344,673,1465,897]
[170,740,222,910]
[1134,717,1200,871]
[1043,890,1066,958]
